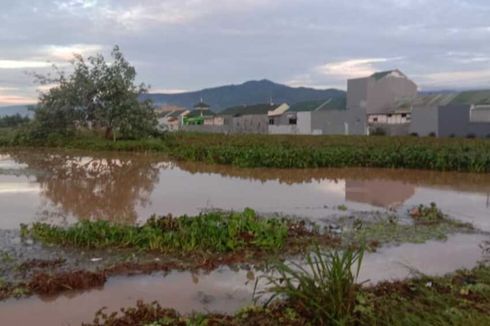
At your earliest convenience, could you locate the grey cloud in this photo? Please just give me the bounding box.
[1,0,490,105]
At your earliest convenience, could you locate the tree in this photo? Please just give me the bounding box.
[32,45,157,140]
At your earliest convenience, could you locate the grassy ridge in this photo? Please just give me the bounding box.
[2,131,490,172]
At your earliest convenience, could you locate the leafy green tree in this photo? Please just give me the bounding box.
[32,45,156,140]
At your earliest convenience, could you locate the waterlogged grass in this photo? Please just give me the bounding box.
[84,259,490,326]
[22,209,334,255]
[2,132,490,172]
[342,204,474,248]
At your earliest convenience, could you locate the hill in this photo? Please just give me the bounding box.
[0,105,32,117]
[141,79,345,111]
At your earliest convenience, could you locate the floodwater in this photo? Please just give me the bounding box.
[0,233,487,326]
[0,149,489,325]
[1,149,489,230]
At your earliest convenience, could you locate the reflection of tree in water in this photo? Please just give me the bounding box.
[8,150,161,224]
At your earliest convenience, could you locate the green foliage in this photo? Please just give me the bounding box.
[0,114,30,128]
[24,209,293,254]
[370,264,490,326]
[2,132,490,172]
[28,45,157,141]
[256,247,364,326]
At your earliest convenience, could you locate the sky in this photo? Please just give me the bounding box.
[1,0,490,106]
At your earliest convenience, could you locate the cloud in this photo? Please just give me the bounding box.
[0,60,52,69]
[416,69,490,88]
[43,44,104,61]
[315,58,403,79]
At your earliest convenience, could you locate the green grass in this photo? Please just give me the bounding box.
[22,209,325,255]
[256,247,364,326]
[2,131,490,172]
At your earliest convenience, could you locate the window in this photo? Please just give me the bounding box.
[373,117,378,122]
[269,118,274,125]
[289,118,297,125]
[387,114,393,118]
[401,113,407,118]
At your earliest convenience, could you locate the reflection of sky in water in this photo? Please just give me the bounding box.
[0,152,489,231]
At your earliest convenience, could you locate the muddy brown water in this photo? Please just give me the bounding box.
[0,149,489,325]
[1,149,489,230]
[0,233,487,326]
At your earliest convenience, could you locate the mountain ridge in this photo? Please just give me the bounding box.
[141,79,346,111]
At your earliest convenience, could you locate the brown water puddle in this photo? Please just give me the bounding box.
[0,233,487,326]
[1,149,489,230]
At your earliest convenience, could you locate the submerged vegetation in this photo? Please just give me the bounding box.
[21,209,337,256]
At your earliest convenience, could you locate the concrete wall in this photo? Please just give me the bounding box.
[347,72,417,115]
[409,106,439,136]
[297,112,312,134]
[311,108,367,135]
[410,104,490,138]
[369,123,410,136]
[231,114,268,134]
[347,78,369,111]
[365,75,417,114]
[181,125,231,133]
[470,106,490,123]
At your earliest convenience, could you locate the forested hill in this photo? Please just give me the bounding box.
[140,79,345,111]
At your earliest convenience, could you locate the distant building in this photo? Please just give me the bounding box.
[268,98,367,135]
[347,70,417,136]
[182,99,222,126]
[347,70,418,114]
[410,91,490,138]
[221,103,289,134]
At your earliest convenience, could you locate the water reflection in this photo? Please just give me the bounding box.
[0,149,489,229]
[5,150,160,224]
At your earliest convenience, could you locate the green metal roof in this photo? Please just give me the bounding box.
[220,103,279,116]
[450,90,490,105]
[289,97,346,112]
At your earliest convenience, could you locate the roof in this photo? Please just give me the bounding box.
[186,109,215,118]
[289,97,346,112]
[451,90,490,105]
[410,93,459,108]
[410,90,490,108]
[221,103,280,116]
[166,110,184,118]
[370,70,407,81]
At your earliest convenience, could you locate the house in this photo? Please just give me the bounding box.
[347,70,417,135]
[410,90,490,138]
[182,99,222,126]
[157,109,188,132]
[347,70,418,114]
[221,103,289,134]
[155,105,188,132]
[268,97,366,135]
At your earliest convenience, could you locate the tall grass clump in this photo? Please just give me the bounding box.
[256,246,365,326]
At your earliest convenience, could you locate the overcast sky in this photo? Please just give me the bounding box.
[1,0,490,105]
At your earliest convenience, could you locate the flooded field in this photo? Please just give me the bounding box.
[0,149,489,230]
[0,233,487,325]
[0,149,489,325]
